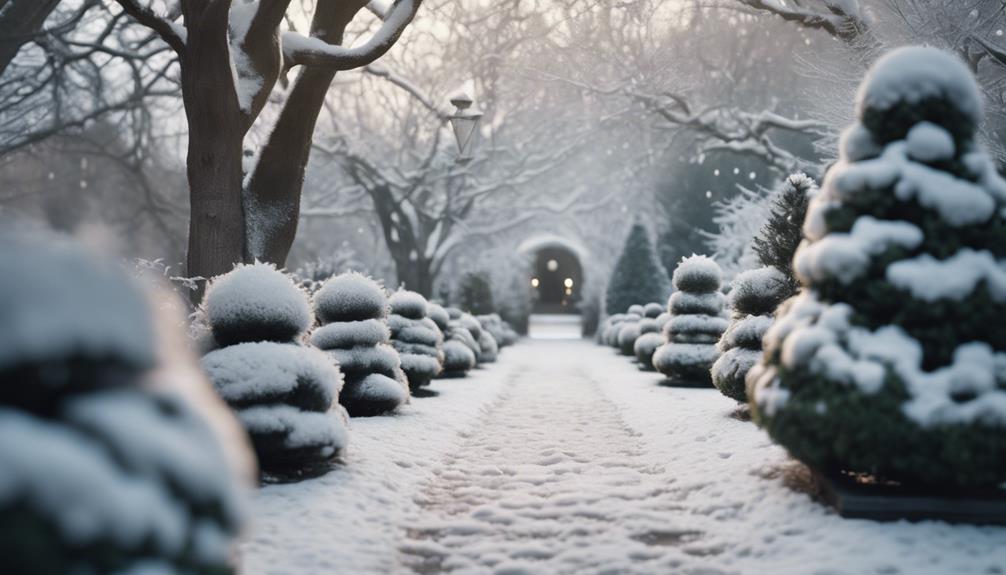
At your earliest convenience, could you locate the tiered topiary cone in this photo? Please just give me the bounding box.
[711,267,789,402]
[653,256,728,385]
[430,303,476,377]
[750,47,1006,487]
[388,289,443,391]
[0,232,249,574]
[202,262,349,474]
[634,312,670,370]
[460,312,498,363]
[618,303,661,356]
[311,272,409,417]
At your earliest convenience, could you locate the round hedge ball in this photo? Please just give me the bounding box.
[205,263,313,346]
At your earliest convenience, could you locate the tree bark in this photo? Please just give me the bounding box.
[244,1,367,265]
[0,0,62,77]
[179,1,247,294]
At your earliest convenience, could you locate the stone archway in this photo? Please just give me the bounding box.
[517,235,588,316]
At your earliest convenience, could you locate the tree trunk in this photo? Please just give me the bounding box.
[390,247,435,297]
[180,4,247,296]
[0,0,62,77]
[244,1,367,265]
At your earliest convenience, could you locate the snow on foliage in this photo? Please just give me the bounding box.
[605,222,671,316]
[388,290,443,390]
[313,273,408,417]
[750,46,1006,487]
[634,312,670,370]
[431,304,476,377]
[0,232,157,375]
[653,256,726,384]
[203,262,313,347]
[0,233,247,574]
[203,265,348,476]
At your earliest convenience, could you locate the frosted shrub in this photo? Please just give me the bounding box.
[388,290,443,391]
[750,47,1006,487]
[0,233,248,574]
[711,268,788,401]
[634,312,670,370]
[430,303,476,377]
[653,256,728,384]
[202,262,349,473]
[311,273,408,417]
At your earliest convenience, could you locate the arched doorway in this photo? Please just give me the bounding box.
[531,246,583,314]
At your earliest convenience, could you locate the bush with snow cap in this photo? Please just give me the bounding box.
[643,302,664,318]
[311,273,408,417]
[478,313,518,348]
[430,303,476,377]
[0,233,248,574]
[458,311,499,363]
[712,267,789,402]
[634,312,670,370]
[653,256,727,384]
[617,309,645,356]
[202,262,349,474]
[388,290,443,391]
[750,47,1006,487]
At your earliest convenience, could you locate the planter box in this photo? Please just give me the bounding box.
[812,470,1006,525]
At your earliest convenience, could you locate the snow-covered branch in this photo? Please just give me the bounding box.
[113,0,186,53]
[282,0,423,71]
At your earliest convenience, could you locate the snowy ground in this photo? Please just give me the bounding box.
[243,339,1006,575]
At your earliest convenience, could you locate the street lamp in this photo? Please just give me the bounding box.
[447,91,482,164]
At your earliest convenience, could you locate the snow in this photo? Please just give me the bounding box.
[201,342,342,407]
[673,254,723,292]
[390,289,429,320]
[238,404,349,453]
[281,0,416,65]
[794,215,924,284]
[886,249,1006,302]
[856,46,982,126]
[314,272,389,323]
[311,319,391,349]
[669,291,726,316]
[0,232,156,373]
[728,267,789,312]
[228,0,265,113]
[755,292,1006,426]
[906,122,955,163]
[240,340,1006,574]
[203,262,312,345]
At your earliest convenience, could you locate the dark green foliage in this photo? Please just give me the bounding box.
[458,272,496,315]
[606,222,671,315]
[751,47,1006,487]
[751,173,815,293]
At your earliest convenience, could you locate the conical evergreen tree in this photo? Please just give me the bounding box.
[751,173,816,292]
[606,222,671,316]
[750,46,1006,487]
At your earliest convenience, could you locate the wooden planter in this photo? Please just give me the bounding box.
[812,470,1006,525]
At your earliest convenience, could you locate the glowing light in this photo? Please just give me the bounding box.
[547,259,558,271]
[563,278,574,288]
[531,277,540,288]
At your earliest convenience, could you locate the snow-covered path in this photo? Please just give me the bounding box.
[245,339,1006,575]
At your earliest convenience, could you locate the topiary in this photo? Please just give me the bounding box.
[388,290,443,391]
[0,233,249,574]
[749,46,1006,487]
[202,262,349,474]
[751,173,817,292]
[311,272,409,417]
[458,272,496,316]
[653,256,728,384]
[605,222,672,317]
[634,312,670,370]
[430,303,476,378]
[711,267,788,401]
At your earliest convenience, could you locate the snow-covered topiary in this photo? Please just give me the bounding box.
[606,222,671,317]
[477,313,517,348]
[653,256,727,384]
[388,290,443,391]
[617,312,644,356]
[203,262,349,473]
[0,233,248,574]
[634,312,670,370]
[712,267,789,401]
[430,303,476,377]
[749,46,1006,487]
[311,273,408,417]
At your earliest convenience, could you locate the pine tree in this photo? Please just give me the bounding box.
[458,272,496,315]
[751,173,816,292]
[750,47,1006,487]
[606,222,672,316]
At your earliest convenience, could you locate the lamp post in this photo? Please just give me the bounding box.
[447,91,483,164]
